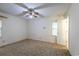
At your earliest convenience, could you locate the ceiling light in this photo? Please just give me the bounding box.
[29,15,33,19]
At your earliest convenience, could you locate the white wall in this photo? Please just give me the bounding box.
[0,12,28,46]
[69,4,79,55]
[27,15,69,44]
[0,12,57,46]
[27,18,56,43]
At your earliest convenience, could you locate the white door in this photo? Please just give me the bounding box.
[61,17,69,48]
[57,17,69,48]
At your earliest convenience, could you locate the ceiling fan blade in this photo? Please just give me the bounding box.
[36,13,44,17]
[0,15,8,19]
[34,3,54,10]
[15,3,29,10]
[17,11,28,16]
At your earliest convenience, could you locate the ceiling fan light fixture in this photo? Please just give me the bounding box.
[29,15,33,19]
[25,11,38,19]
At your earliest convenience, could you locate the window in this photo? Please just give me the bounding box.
[0,20,2,37]
[52,22,58,36]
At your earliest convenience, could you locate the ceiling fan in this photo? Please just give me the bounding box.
[14,3,54,18]
[0,15,8,19]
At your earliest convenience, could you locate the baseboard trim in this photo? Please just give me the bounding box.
[0,39,28,48]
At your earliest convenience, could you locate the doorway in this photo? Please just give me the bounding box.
[60,17,69,48]
[52,17,69,49]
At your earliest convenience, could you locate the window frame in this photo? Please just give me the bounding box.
[52,21,58,36]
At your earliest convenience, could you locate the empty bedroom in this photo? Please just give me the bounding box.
[0,3,79,56]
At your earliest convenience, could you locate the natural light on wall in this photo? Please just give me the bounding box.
[52,22,58,36]
[0,20,2,37]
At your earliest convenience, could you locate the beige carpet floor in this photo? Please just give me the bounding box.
[0,39,70,56]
